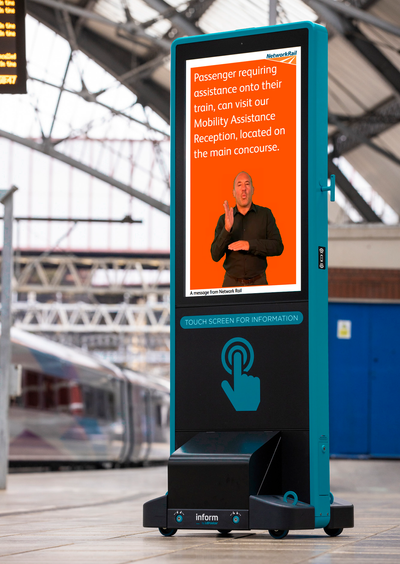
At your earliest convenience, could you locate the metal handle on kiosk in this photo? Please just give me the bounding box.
[320,175,336,202]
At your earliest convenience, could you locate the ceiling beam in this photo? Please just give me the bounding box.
[328,156,382,223]
[29,0,172,52]
[344,24,400,97]
[29,75,170,137]
[78,28,171,121]
[27,1,171,122]
[184,0,219,24]
[141,0,202,36]
[0,129,170,215]
[159,0,217,41]
[329,113,400,169]
[346,1,380,8]
[308,0,400,38]
[330,96,400,156]
[305,1,400,96]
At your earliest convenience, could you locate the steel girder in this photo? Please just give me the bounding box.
[26,0,219,123]
[330,96,400,157]
[141,0,203,37]
[307,0,400,38]
[304,0,400,220]
[1,254,170,297]
[306,0,400,143]
[158,0,217,41]
[11,300,171,334]
[329,113,400,169]
[328,156,382,222]
[27,0,171,122]
[0,129,170,215]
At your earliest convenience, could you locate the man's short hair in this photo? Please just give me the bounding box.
[233,171,253,189]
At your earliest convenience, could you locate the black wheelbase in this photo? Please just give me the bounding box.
[218,530,232,536]
[324,527,343,537]
[269,529,289,539]
[159,527,177,537]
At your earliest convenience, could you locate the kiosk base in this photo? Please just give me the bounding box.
[143,494,353,537]
[143,431,354,538]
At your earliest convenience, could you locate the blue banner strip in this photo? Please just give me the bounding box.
[180,312,303,329]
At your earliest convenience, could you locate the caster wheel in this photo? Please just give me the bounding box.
[218,530,232,536]
[158,527,177,537]
[269,529,289,539]
[324,527,343,537]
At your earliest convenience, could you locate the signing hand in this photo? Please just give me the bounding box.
[228,240,250,251]
[223,200,234,232]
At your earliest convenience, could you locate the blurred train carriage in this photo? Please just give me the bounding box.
[8,328,170,467]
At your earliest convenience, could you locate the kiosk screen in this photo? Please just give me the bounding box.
[184,46,302,298]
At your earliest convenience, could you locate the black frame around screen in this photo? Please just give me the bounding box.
[174,28,309,308]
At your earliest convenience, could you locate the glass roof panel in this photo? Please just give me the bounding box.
[0,15,170,252]
[200,0,317,33]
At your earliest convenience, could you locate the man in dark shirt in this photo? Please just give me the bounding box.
[211,171,284,287]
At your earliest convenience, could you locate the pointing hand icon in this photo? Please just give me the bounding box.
[221,348,260,412]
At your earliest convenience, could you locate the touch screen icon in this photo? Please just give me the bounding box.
[221,337,260,412]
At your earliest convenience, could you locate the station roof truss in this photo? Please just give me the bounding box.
[11,299,171,334]
[3,254,170,297]
[1,255,171,358]
[1,0,400,231]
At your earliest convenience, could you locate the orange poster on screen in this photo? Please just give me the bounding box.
[185,48,301,297]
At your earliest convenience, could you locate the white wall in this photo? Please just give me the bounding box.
[328,224,400,269]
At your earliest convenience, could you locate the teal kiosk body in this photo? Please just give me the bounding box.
[144,22,354,539]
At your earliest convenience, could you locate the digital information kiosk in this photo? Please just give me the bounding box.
[144,21,354,539]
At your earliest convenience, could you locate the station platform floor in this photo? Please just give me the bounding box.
[0,459,399,563]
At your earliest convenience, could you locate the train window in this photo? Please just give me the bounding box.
[82,385,96,418]
[16,375,116,420]
[78,386,116,420]
[107,391,115,421]
[97,389,107,420]
[70,383,84,415]
[23,371,41,408]
[57,384,70,410]
[43,375,56,410]
[155,403,170,428]
[17,370,75,413]
[156,404,162,427]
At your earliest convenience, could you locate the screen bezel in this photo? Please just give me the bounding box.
[174,28,309,308]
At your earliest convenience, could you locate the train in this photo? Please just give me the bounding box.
[7,327,170,467]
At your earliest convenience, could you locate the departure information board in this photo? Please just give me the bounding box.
[0,0,26,94]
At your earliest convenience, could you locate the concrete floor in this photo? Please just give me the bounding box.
[0,459,399,563]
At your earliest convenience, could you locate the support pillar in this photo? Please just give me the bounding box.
[269,0,277,25]
[0,186,17,490]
